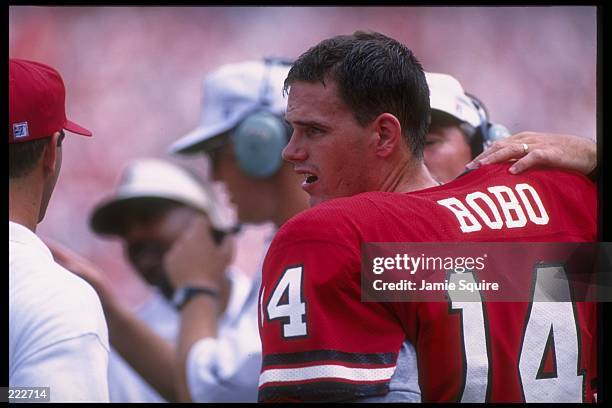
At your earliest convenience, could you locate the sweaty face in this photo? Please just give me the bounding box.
[282,80,375,206]
[118,202,198,300]
[424,124,472,184]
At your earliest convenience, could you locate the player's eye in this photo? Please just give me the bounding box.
[306,126,324,138]
[425,135,442,147]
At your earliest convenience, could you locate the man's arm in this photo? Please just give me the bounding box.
[103,300,177,401]
[467,132,596,178]
[163,215,233,402]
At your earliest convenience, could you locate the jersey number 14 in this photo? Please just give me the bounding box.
[450,265,584,402]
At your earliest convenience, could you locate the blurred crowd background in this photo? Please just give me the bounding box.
[9,6,597,307]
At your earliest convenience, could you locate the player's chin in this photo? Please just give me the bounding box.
[308,195,325,207]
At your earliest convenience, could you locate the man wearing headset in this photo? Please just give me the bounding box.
[423,72,596,184]
[165,58,309,402]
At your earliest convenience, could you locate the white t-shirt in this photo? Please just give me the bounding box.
[9,221,110,402]
[107,267,253,402]
[186,234,273,402]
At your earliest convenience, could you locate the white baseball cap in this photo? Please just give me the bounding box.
[426,72,482,128]
[90,158,234,235]
[169,59,291,155]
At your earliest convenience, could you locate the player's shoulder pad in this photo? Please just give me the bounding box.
[274,195,379,251]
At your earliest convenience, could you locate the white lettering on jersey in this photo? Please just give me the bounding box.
[436,197,482,233]
[465,191,504,230]
[487,186,527,228]
[437,183,549,233]
[515,183,549,225]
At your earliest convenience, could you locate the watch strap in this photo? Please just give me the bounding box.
[174,286,220,310]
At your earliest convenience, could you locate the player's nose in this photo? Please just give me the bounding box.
[282,132,307,163]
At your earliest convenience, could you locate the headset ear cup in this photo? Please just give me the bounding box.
[486,123,511,146]
[470,122,512,158]
[470,126,485,158]
[231,111,288,178]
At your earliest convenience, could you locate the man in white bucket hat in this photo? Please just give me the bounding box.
[49,158,251,403]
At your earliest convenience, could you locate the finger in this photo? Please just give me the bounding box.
[470,132,541,166]
[175,215,213,247]
[470,141,506,164]
[470,138,523,166]
[508,151,545,174]
[190,215,213,238]
[478,143,528,166]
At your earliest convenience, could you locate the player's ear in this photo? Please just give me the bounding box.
[372,113,402,158]
[41,132,61,176]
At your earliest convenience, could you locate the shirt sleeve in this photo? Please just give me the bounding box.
[186,301,261,402]
[257,212,407,402]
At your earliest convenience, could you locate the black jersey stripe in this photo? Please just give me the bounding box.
[262,349,397,368]
[258,380,389,402]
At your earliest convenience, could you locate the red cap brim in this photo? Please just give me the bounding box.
[64,119,92,137]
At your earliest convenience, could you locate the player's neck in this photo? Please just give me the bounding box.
[9,176,43,233]
[383,159,439,194]
[273,167,310,228]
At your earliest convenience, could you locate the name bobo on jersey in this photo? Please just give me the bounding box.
[437,183,549,233]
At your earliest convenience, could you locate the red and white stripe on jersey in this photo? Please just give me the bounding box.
[258,350,397,402]
[260,364,396,385]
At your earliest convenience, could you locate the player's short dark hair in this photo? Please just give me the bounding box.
[9,137,51,179]
[284,30,431,159]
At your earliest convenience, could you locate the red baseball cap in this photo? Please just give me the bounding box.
[9,58,92,143]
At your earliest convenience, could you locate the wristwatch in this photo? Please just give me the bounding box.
[172,286,220,310]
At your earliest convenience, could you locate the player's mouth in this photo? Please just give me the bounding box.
[295,167,319,194]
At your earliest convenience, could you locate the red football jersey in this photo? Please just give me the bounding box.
[258,163,597,402]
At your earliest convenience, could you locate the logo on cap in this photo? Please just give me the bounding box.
[13,122,29,139]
